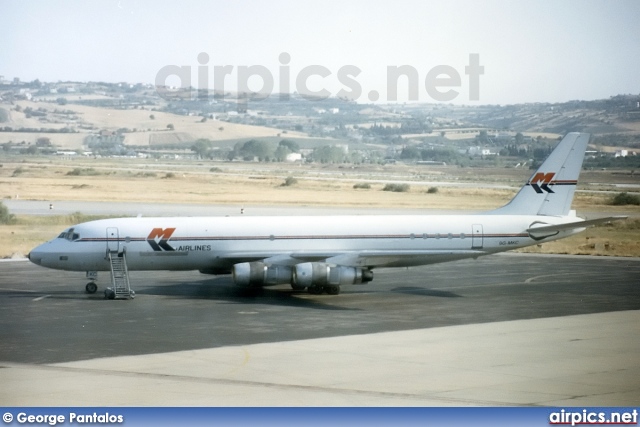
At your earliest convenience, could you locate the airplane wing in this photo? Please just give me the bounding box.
[221,249,485,268]
[322,250,485,267]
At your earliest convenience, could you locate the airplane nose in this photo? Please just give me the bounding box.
[28,248,42,265]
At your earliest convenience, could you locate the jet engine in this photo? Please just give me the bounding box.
[293,262,373,289]
[232,262,293,287]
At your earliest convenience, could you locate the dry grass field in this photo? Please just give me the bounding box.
[1,156,638,258]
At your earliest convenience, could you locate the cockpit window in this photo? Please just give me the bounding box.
[58,228,80,241]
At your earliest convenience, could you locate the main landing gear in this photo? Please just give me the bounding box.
[305,285,341,295]
[291,282,341,295]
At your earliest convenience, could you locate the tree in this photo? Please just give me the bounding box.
[274,145,292,161]
[238,139,276,161]
[278,139,300,153]
[191,139,215,159]
[400,146,421,160]
[477,130,489,143]
[36,136,51,147]
[515,132,524,145]
[311,145,346,163]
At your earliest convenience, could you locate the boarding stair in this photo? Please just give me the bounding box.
[106,250,134,299]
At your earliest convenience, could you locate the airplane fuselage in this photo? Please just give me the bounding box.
[29,214,581,273]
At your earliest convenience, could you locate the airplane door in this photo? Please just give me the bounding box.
[472,224,483,249]
[106,227,119,253]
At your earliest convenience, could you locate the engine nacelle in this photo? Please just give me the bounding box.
[293,263,373,288]
[232,262,293,287]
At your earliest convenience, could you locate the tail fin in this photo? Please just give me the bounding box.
[489,132,590,216]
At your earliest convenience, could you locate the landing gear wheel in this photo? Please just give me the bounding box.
[85,282,98,294]
[291,283,306,291]
[129,290,135,299]
[308,285,325,295]
[326,285,340,295]
[104,288,116,300]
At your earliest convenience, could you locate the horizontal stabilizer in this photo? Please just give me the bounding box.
[527,216,627,236]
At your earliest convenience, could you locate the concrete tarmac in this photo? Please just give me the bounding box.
[1,254,639,406]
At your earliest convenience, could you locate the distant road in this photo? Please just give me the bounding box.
[4,199,636,219]
[3,200,461,217]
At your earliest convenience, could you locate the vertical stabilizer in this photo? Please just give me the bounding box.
[489,132,589,216]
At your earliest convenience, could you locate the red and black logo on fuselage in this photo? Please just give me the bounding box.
[147,228,176,251]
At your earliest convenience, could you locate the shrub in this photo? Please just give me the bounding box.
[427,186,439,194]
[66,168,101,176]
[164,172,176,179]
[12,167,25,177]
[383,183,410,192]
[281,176,298,187]
[0,202,16,224]
[611,192,640,206]
[353,183,371,189]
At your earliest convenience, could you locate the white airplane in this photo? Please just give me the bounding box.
[29,132,625,298]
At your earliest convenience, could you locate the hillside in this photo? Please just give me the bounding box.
[1,78,638,157]
[461,96,640,141]
[0,100,307,149]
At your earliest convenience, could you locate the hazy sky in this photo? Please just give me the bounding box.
[2,0,639,105]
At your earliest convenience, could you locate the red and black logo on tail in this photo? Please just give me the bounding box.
[147,228,176,251]
[529,172,556,194]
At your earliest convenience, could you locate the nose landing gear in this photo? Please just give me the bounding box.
[85,282,98,294]
[85,271,99,294]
